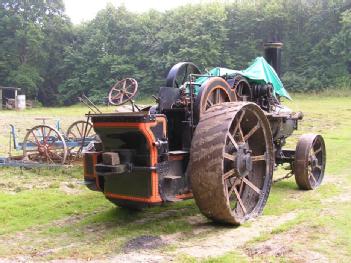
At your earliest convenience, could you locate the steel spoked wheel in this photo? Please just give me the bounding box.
[108,78,138,106]
[189,102,273,225]
[66,120,95,160]
[23,125,67,164]
[194,77,236,124]
[294,134,326,190]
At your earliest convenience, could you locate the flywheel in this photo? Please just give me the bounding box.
[189,102,274,225]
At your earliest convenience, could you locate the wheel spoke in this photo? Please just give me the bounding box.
[233,187,247,214]
[223,169,235,180]
[206,99,213,108]
[215,89,220,103]
[244,122,260,142]
[86,125,93,138]
[31,131,40,145]
[314,146,322,155]
[224,152,235,161]
[233,110,245,134]
[242,177,261,194]
[251,154,266,162]
[227,132,238,150]
[315,164,322,171]
[233,110,245,142]
[309,171,317,184]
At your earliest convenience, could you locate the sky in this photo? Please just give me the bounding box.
[63,0,213,24]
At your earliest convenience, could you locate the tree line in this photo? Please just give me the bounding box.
[0,0,350,106]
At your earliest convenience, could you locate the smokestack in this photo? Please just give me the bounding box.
[264,42,283,77]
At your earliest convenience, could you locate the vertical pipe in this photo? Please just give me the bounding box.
[264,42,283,77]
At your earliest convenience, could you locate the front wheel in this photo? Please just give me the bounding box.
[294,134,326,190]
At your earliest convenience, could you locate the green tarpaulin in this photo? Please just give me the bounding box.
[194,57,291,100]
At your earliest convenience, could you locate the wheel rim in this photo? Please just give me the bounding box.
[66,121,95,159]
[108,78,138,106]
[23,125,67,164]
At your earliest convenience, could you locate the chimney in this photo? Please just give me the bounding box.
[264,42,283,77]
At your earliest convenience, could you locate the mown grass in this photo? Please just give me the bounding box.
[0,95,350,261]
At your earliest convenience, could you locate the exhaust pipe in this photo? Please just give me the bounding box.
[264,42,283,77]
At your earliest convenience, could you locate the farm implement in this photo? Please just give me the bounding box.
[7,118,96,166]
[83,43,326,224]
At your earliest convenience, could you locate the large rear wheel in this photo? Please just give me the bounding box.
[189,102,274,224]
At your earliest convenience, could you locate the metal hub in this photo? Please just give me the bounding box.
[234,144,253,177]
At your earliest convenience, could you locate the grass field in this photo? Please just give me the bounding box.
[0,95,350,262]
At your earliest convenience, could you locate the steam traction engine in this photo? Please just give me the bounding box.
[83,44,326,224]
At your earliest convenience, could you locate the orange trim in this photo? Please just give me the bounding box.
[93,121,162,203]
[175,192,193,200]
[84,152,100,179]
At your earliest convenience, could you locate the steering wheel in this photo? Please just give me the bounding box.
[108,78,138,106]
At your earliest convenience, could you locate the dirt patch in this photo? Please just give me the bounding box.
[123,236,165,252]
[174,212,297,258]
[245,226,329,263]
[59,182,83,195]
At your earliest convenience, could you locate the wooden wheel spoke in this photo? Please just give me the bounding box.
[251,154,266,162]
[244,122,260,142]
[224,152,235,161]
[242,177,261,194]
[223,169,235,180]
[227,132,238,150]
[233,187,247,214]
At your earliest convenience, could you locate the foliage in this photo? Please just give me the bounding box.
[0,0,350,105]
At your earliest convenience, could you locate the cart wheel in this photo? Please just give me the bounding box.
[22,125,67,164]
[294,134,326,190]
[66,120,95,159]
